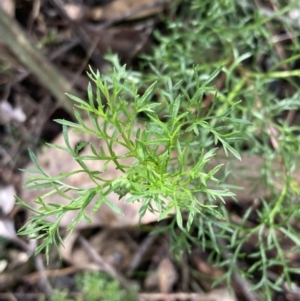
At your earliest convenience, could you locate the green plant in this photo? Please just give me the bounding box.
[50,272,136,301]
[50,290,73,301]
[18,0,300,300]
[18,64,244,253]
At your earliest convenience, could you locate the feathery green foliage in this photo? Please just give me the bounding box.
[18,1,300,300]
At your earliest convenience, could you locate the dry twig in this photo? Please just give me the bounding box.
[0,7,74,115]
[78,235,131,288]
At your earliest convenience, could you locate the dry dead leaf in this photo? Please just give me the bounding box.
[138,288,237,301]
[0,216,16,241]
[63,4,87,21]
[157,257,178,293]
[88,0,165,21]
[201,288,237,301]
[63,0,165,22]
[0,184,16,215]
[0,249,30,291]
[0,0,15,17]
[144,257,178,294]
[0,215,30,251]
[0,100,26,124]
[87,24,153,61]
[67,229,136,271]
